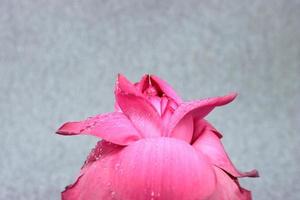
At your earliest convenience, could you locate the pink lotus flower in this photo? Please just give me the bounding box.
[57,74,258,200]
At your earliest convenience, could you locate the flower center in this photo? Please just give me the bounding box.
[144,86,158,96]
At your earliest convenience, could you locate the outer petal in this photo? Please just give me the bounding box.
[193,120,259,178]
[209,167,252,200]
[116,92,162,137]
[150,75,182,103]
[62,141,123,200]
[167,93,237,140]
[56,112,141,146]
[112,138,216,200]
[63,138,217,200]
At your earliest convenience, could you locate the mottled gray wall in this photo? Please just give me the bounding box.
[1,0,300,199]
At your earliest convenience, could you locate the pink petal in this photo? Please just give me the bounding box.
[148,96,163,115]
[115,74,141,96]
[56,112,141,146]
[116,92,162,138]
[210,167,253,200]
[192,120,259,178]
[135,74,150,93]
[112,138,217,200]
[150,75,182,103]
[63,138,217,200]
[114,74,143,111]
[62,141,123,200]
[161,97,178,133]
[169,114,194,143]
[167,93,237,139]
[114,75,163,137]
[82,140,123,169]
[160,96,169,115]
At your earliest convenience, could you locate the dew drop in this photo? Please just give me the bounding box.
[111,191,116,197]
[151,191,155,196]
[114,163,120,170]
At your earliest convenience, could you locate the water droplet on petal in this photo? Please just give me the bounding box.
[114,163,120,170]
[150,190,155,199]
[111,191,116,197]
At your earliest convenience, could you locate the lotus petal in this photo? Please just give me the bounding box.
[56,112,141,146]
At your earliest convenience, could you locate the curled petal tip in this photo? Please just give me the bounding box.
[216,92,238,106]
[56,112,142,145]
[229,92,238,98]
[229,92,238,100]
[247,169,260,178]
[117,73,126,79]
[56,122,81,136]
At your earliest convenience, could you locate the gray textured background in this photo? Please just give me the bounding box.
[1,0,300,199]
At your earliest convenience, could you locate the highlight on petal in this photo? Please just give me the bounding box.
[192,120,259,178]
[167,93,237,137]
[210,167,252,200]
[56,112,141,146]
[148,96,163,115]
[116,92,162,138]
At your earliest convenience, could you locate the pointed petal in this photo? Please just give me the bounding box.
[167,93,237,137]
[135,74,150,93]
[56,112,141,146]
[170,114,194,143]
[150,75,182,103]
[116,92,162,137]
[210,167,253,200]
[114,74,142,111]
[62,141,123,200]
[193,120,259,178]
[115,74,141,96]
